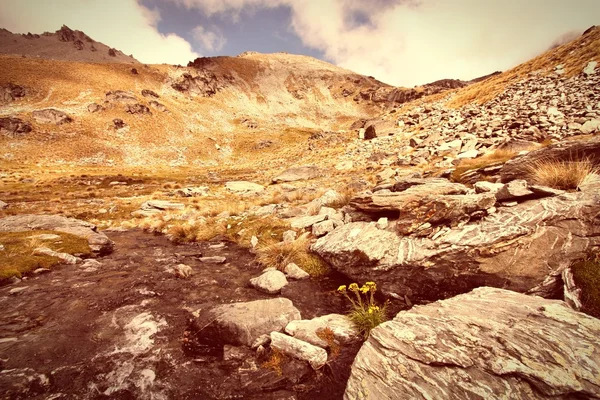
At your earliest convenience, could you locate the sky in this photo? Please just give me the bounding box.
[0,0,599,87]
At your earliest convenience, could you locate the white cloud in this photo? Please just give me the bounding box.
[166,0,600,86]
[191,26,226,52]
[0,0,199,65]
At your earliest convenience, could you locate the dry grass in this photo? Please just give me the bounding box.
[451,149,518,182]
[255,235,328,276]
[527,159,599,190]
[0,230,90,280]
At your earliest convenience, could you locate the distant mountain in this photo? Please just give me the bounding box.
[0,25,138,64]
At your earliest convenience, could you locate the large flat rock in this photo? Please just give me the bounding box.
[0,214,114,254]
[345,287,600,399]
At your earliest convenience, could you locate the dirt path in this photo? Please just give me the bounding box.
[0,231,358,399]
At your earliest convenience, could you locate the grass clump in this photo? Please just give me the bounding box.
[261,349,287,376]
[451,149,518,182]
[527,159,598,190]
[571,254,600,319]
[0,230,90,280]
[337,282,387,339]
[255,236,329,277]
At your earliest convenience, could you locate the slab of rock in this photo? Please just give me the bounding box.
[105,90,137,104]
[189,298,301,347]
[474,181,503,194]
[250,270,288,294]
[313,187,600,302]
[225,181,265,194]
[580,119,600,134]
[141,89,159,98]
[270,332,328,370]
[273,166,320,183]
[126,103,151,115]
[345,287,600,399]
[32,108,72,125]
[312,220,335,237]
[87,103,104,113]
[282,230,297,242]
[290,214,327,230]
[0,200,7,209]
[33,247,80,264]
[199,256,226,264]
[283,263,309,280]
[173,187,209,197]
[495,179,534,201]
[0,215,113,254]
[141,200,185,211]
[0,117,32,137]
[285,314,359,348]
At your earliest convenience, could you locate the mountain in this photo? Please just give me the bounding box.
[0,25,138,64]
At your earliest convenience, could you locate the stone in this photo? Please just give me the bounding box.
[363,125,377,140]
[173,264,192,278]
[495,179,534,201]
[2,83,26,103]
[273,166,320,183]
[105,90,137,103]
[126,104,151,115]
[290,214,327,230]
[376,217,388,229]
[456,149,479,159]
[335,161,354,170]
[141,89,160,98]
[0,200,7,209]
[583,60,597,75]
[250,270,288,294]
[113,119,127,129]
[269,332,328,370]
[0,117,32,137]
[580,119,600,134]
[312,220,335,237]
[250,235,259,248]
[225,181,265,194]
[87,103,104,113]
[81,259,102,269]
[140,200,185,211]
[173,187,209,197]
[345,287,600,400]
[0,215,113,254]
[282,230,297,242]
[148,100,167,112]
[32,108,72,124]
[473,181,503,194]
[314,188,600,302]
[34,247,80,264]
[283,263,309,280]
[284,314,359,348]
[223,345,252,362]
[199,256,226,264]
[188,298,301,347]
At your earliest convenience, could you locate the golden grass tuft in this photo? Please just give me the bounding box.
[255,236,328,276]
[451,149,518,182]
[0,230,91,280]
[527,159,599,190]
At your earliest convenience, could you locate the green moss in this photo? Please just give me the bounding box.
[0,230,91,280]
[571,254,600,318]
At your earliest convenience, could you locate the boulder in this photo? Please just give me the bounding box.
[495,179,534,201]
[580,119,600,134]
[87,103,104,113]
[345,287,600,400]
[33,247,80,264]
[364,125,377,140]
[0,117,31,137]
[2,83,26,103]
[105,90,137,103]
[290,214,327,229]
[312,220,335,237]
[32,109,72,125]
[313,187,600,302]
[474,181,503,194]
[148,100,167,112]
[126,104,151,115]
[273,166,320,183]
[188,298,301,347]
[270,332,328,370]
[141,89,159,98]
[225,181,265,194]
[0,215,114,254]
[250,270,288,294]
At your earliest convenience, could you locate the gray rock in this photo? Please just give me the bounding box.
[32,108,72,124]
[173,187,209,197]
[285,314,359,348]
[171,263,192,278]
[376,217,388,229]
[580,119,600,134]
[223,345,253,362]
[189,298,301,347]
[270,332,328,370]
[495,180,534,201]
[273,166,320,183]
[33,247,80,264]
[0,214,113,254]
[199,256,226,264]
[0,117,32,137]
[583,60,597,75]
[87,103,104,113]
[225,181,265,194]
[312,220,335,237]
[283,263,309,280]
[290,214,327,229]
[140,200,185,211]
[345,287,600,400]
[250,270,288,294]
[474,181,503,194]
[282,230,297,242]
[0,200,7,209]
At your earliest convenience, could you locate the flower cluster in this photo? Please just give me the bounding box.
[337,281,386,339]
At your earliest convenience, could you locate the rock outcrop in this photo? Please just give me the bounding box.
[313,178,600,302]
[0,215,114,254]
[32,109,72,125]
[0,117,32,137]
[345,287,600,400]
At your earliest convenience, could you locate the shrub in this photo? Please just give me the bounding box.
[527,159,598,190]
[337,282,387,339]
[571,253,600,318]
[255,236,328,276]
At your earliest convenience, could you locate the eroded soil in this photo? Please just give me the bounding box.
[0,230,358,400]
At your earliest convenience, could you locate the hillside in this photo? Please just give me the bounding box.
[0,25,138,64]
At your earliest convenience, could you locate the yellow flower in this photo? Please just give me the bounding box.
[349,283,359,292]
[337,285,347,293]
[365,281,377,292]
[360,286,369,294]
[368,308,373,314]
